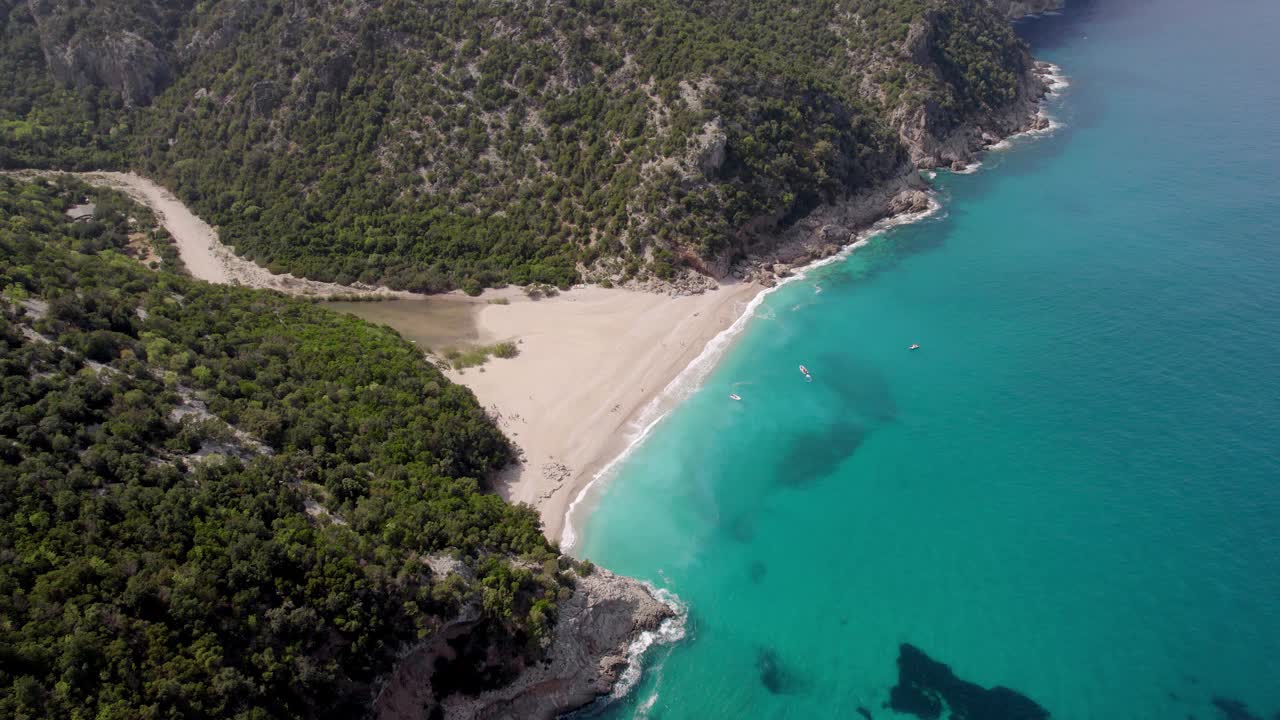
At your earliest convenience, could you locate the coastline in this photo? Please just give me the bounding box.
[507,62,1065,549]
[448,282,762,545]
[4,60,1066,554]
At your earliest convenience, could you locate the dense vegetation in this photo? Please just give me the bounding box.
[0,176,568,719]
[0,0,1033,292]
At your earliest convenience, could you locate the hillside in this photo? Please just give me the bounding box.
[0,175,669,720]
[1,0,1046,293]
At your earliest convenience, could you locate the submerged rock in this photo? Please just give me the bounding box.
[756,647,796,695]
[1212,696,1263,720]
[888,643,1050,720]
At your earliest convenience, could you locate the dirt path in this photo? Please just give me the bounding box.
[7,170,410,298]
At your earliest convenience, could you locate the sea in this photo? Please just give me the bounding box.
[572,1,1280,718]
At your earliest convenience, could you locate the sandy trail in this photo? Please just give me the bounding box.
[8,168,765,545]
[7,170,410,297]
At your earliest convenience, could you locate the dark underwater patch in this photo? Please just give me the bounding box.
[756,646,797,694]
[888,643,1050,720]
[749,560,768,583]
[857,706,874,720]
[815,359,897,425]
[775,420,865,486]
[1212,696,1262,720]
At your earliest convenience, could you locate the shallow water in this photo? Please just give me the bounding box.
[577,2,1280,718]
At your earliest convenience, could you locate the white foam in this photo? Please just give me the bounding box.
[560,196,943,550]
[1041,62,1071,93]
[611,585,688,700]
[562,61,1071,549]
[986,64,1069,152]
[636,691,660,718]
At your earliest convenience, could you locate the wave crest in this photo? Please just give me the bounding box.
[612,585,688,699]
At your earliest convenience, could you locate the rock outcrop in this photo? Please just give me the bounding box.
[717,13,1061,289]
[22,0,198,105]
[373,567,678,720]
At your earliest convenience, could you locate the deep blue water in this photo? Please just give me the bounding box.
[575,1,1280,718]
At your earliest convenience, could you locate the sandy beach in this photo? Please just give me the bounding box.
[452,284,760,545]
[9,168,766,544]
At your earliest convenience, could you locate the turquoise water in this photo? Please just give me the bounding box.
[576,2,1280,718]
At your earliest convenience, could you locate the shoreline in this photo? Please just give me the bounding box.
[545,61,1068,549]
[448,281,762,546]
[3,61,1066,552]
[559,193,945,549]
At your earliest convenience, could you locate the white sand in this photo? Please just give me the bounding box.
[9,169,766,544]
[454,283,760,545]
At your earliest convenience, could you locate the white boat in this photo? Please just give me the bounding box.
[799,364,810,375]
[909,343,920,350]
[729,393,742,401]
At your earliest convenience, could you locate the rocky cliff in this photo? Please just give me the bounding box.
[373,566,678,720]
[20,0,198,105]
[3,0,1059,294]
[723,5,1059,287]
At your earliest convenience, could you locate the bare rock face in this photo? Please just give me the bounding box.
[889,190,931,215]
[39,28,170,106]
[902,11,938,67]
[24,0,197,106]
[694,118,729,178]
[375,566,679,720]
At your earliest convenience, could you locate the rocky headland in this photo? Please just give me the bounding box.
[373,567,679,720]
[722,55,1062,290]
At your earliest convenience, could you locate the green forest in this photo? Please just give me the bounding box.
[0,0,1033,292]
[0,176,569,719]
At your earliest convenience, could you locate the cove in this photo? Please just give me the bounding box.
[576,1,1280,718]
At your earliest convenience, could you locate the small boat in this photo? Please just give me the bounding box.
[729,393,742,401]
[909,343,920,350]
[799,365,810,375]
